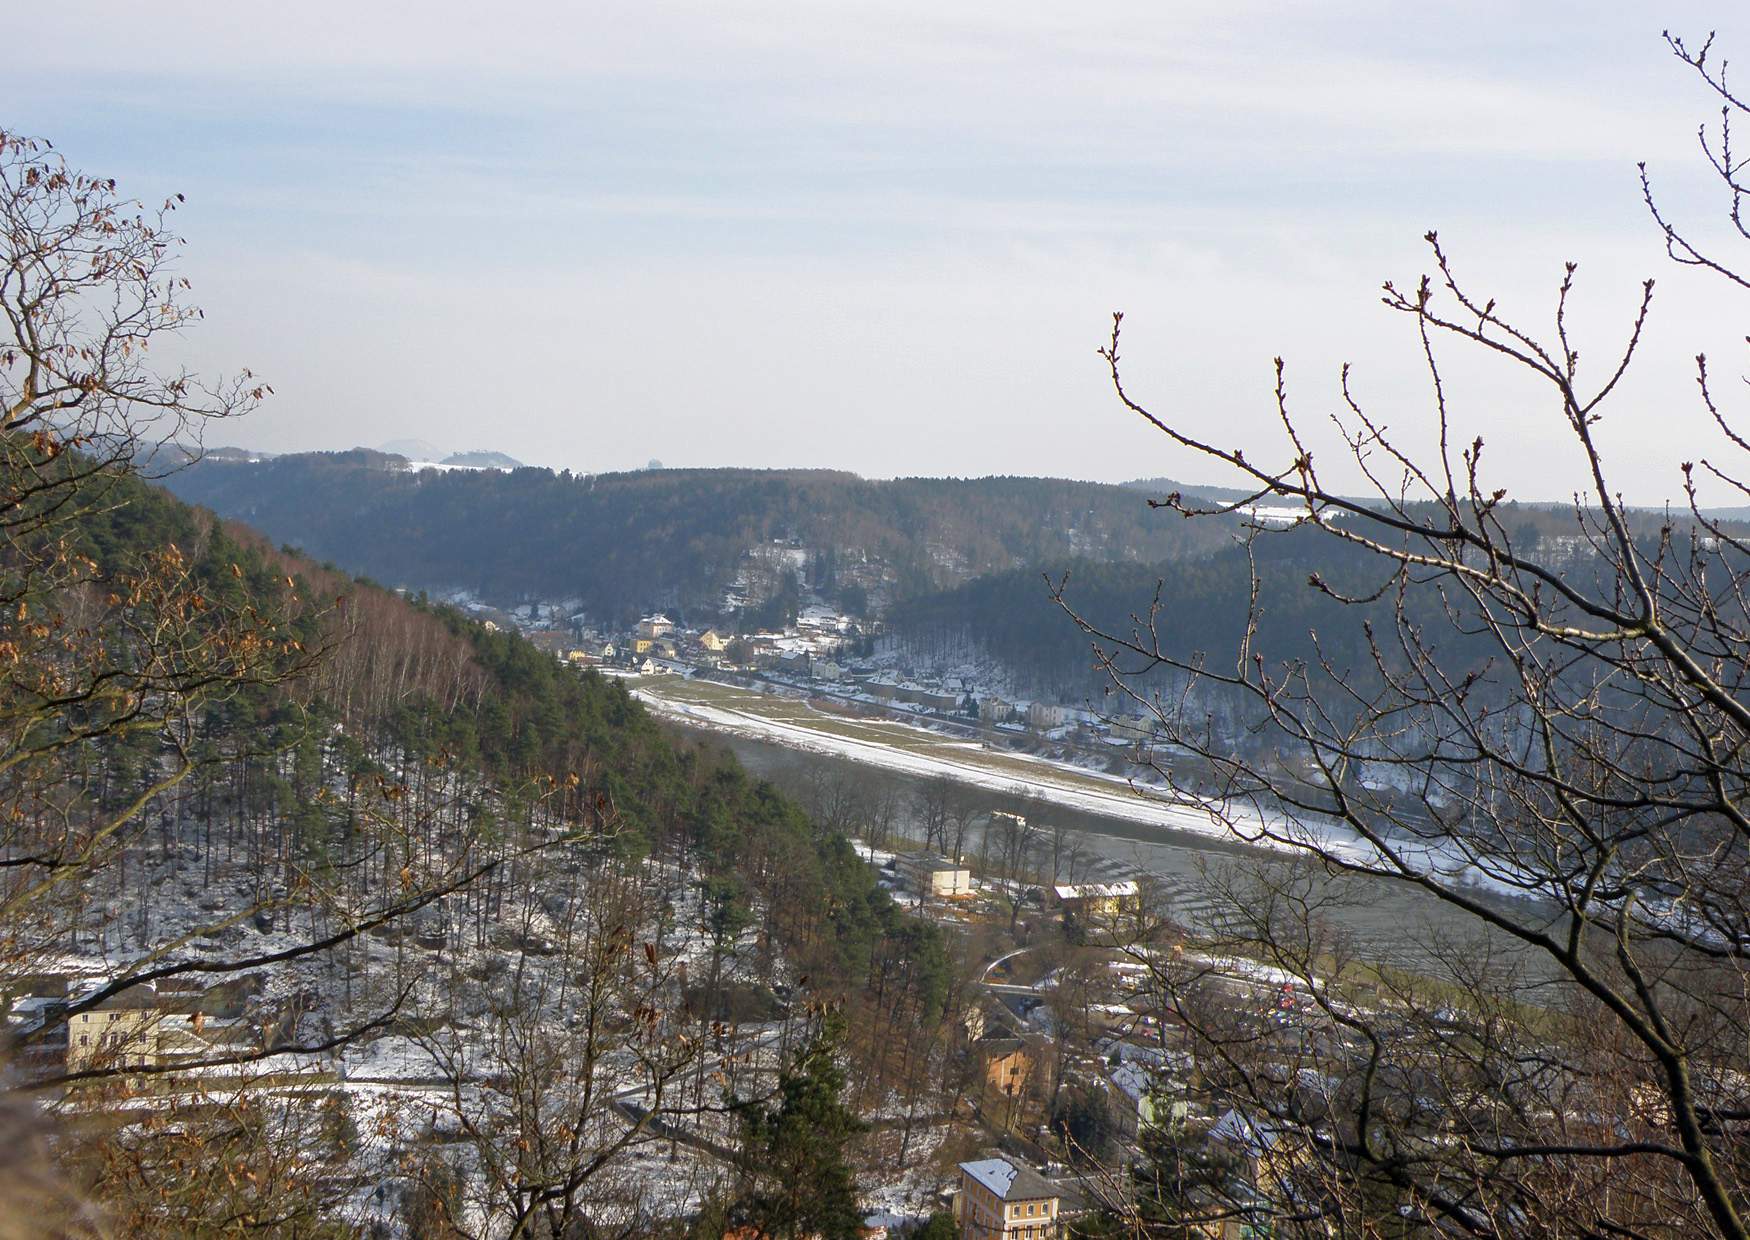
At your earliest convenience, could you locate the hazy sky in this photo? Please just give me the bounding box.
[17,2,1750,502]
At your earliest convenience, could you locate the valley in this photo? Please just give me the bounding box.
[635,675,1553,977]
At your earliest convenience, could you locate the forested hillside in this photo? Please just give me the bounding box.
[0,135,985,1238]
[163,454,1236,617]
[12,462,957,1234]
[886,503,1733,705]
[885,530,1424,705]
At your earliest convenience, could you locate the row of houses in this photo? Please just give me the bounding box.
[608,614,863,678]
[973,697,1076,731]
[477,594,1151,750]
[522,605,1121,744]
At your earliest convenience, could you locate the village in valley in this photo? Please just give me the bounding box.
[18,12,1746,1227]
[9,801,1321,1240]
[5,537,1346,1239]
[457,537,1159,768]
[147,549,1374,1239]
[2,430,1672,1240]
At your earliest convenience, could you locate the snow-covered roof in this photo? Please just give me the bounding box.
[1108,1061,1151,1103]
[1053,880,1140,901]
[73,982,159,1010]
[1210,1107,1278,1153]
[959,1157,1056,1202]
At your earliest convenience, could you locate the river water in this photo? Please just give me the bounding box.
[677,723,1557,980]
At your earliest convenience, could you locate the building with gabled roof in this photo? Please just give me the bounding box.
[1052,880,1141,921]
[954,1157,1060,1238]
[977,1035,1034,1098]
[65,983,253,1073]
[697,629,729,652]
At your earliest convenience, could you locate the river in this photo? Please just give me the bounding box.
[670,723,1556,980]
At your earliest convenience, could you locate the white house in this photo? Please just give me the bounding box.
[897,852,974,898]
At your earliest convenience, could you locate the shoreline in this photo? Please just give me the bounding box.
[631,678,1536,908]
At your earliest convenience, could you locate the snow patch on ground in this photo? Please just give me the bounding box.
[634,688,1537,905]
[639,690,1354,854]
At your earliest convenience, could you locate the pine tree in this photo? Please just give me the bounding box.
[730,1009,866,1239]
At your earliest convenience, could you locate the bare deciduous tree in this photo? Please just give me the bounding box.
[413,858,702,1239]
[1056,33,1750,1240]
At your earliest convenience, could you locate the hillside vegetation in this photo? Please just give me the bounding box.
[11,459,956,1234]
[886,500,1738,705]
[164,455,1236,617]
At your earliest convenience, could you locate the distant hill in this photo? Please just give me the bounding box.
[161,451,1750,701]
[887,497,1750,703]
[1122,476,1265,505]
[886,530,1468,704]
[160,456,1239,621]
[379,437,445,461]
[200,445,273,463]
[441,449,523,469]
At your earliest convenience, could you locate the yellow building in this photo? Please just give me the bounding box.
[955,1158,1060,1239]
[66,984,248,1073]
[978,1037,1034,1098]
[67,988,162,1071]
[1052,880,1141,921]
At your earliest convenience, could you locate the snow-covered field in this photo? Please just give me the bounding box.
[639,686,1372,854]
[633,683,1536,903]
[641,689,1245,833]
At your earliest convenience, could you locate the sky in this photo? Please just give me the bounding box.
[15,2,1750,503]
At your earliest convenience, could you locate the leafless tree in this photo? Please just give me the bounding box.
[864,776,904,852]
[1055,33,1750,1240]
[0,129,305,983]
[913,775,953,855]
[988,806,1041,935]
[0,130,615,1234]
[412,858,702,1239]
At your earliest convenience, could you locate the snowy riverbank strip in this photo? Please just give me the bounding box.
[631,684,1539,904]
[634,687,1375,858]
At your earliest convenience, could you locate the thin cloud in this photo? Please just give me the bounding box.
[12,1,1749,502]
